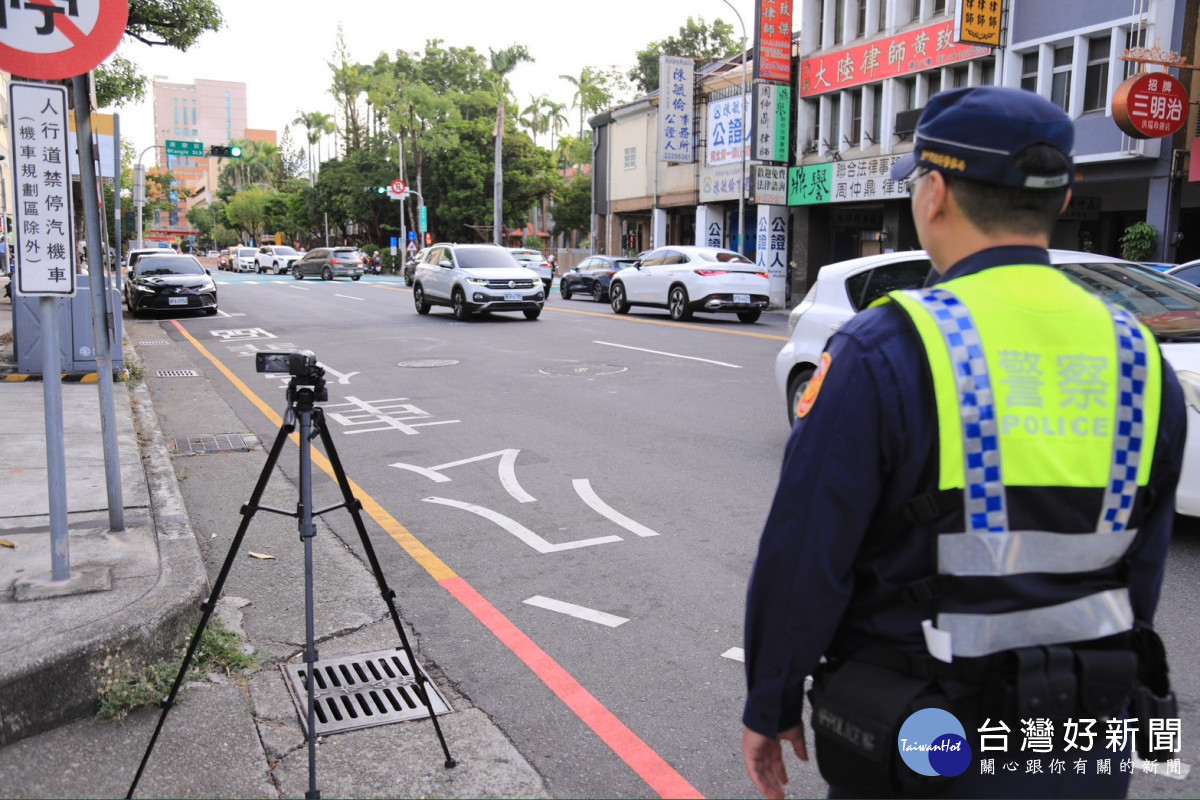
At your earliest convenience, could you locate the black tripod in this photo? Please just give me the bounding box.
[129,363,455,799]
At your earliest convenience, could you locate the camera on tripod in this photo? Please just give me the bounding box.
[256,350,323,380]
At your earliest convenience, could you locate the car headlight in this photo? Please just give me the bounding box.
[466,277,488,285]
[136,284,156,293]
[1178,370,1200,413]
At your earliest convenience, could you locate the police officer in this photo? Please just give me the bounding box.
[741,86,1187,798]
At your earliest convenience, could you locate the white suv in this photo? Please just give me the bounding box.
[412,243,545,320]
[255,245,301,274]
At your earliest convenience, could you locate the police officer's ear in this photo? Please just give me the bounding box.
[1059,187,1073,217]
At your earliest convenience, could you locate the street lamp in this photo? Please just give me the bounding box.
[721,0,748,256]
[133,144,163,251]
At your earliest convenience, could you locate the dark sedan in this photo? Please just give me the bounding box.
[124,254,218,317]
[559,255,637,302]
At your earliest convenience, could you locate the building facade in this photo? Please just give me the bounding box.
[590,0,1200,308]
[149,77,248,246]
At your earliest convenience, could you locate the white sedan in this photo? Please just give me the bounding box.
[775,249,1200,517]
[608,245,770,323]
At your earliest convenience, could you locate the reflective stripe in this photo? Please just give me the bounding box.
[937,588,1134,658]
[938,529,1138,576]
[915,288,1006,533]
[1100,307,1148,534]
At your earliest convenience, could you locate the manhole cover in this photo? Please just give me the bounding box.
[281,648,452,736]
[171,433,260,454]
[398,359,459,368]
[539,363,628,377]
[137,341,171,346]
[155,369,199,378]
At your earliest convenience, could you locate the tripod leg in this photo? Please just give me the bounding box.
[127,418,294,798]
[313,407,456,768]
[297,406,321,799]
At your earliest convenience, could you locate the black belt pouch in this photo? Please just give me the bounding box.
[809,659,949,798]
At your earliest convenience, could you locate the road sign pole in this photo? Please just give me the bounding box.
[40,296,71,581]
[72,74,123,532]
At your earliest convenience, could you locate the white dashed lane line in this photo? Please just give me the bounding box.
[594,340,742,368]
[524,595,629,628]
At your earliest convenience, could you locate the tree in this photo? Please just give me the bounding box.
[552,173,592,239]
[629,16,740,95]
[488,45,533,245]
[559,66,625,140]
[224,188,271,243]
[96,0,223,107]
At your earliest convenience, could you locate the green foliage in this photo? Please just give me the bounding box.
[94,55,147,108]
[1119,221,1158,261]
[553,174,592,239]
[630,16,740,95]
[95,617,255,720]
[224,188,271,242]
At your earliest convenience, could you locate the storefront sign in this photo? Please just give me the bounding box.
[757,205,789,307]
[754,83,791,163]
[1060,196,1101,222]
[707,93,749,167]
[953,0,1004,47]
[799,19,991,97]
[755,0,794,83]
[788,154,911,206]
[700,163,747,203]
[1112,71,1188,139]
[659,55,695,163]
[752,165,788,206]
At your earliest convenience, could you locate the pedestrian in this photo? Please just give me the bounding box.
[741,86,1187,799]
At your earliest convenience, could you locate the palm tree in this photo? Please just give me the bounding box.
[521,94,550,148]
[489,45,533,245]
[544,99,569,169]
[559,67,610,141]
[292,110,334,186]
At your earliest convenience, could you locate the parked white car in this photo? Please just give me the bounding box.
[607,245,770,323]
[775,249,1200,517]
[255,245,301,274]
[412,243,544,320]
[230,246,257,273]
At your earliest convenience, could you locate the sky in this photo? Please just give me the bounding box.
[100,0,756,154]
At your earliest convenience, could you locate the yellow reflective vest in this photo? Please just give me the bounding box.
[883,265,1163,659]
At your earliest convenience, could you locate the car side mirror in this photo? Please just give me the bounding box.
[440,260,453,268]
[205,268,211,275]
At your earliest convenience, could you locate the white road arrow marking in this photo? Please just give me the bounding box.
[523,596,629,627]
[391,449,535,502]
[573,479,659,537]
[722,648,745,662]
[423,497,622,553]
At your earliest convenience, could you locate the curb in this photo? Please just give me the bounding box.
[0,364,209,746]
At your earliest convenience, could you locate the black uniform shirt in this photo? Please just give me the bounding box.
[742,246,1188,737]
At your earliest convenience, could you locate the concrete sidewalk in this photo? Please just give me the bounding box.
[0,274,550,798]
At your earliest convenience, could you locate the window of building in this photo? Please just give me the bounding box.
[1020,51,1039,92]
[1051,45,1073,112]
[817,0,826,47]
[855,0,865,38]
[829,93,842,151]
[1084,36,1110,112]
[926,70,942,98]
[870,85,882,142]
[834,0,844,45]
[624,146,637,170]
[850,88,863,144]
[1125,27,1146,79]
[981,59,996,87]
[899,75,917,111]
[951,65,969,88]
[173,107,179,124]
[878,0,887,30]
[933,0,946,14]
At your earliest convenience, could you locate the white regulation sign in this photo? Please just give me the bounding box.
[9,81,76,296]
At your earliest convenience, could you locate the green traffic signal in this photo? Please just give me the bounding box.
[208,145,243,158]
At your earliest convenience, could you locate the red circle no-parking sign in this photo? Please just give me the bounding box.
[0,0,128,80]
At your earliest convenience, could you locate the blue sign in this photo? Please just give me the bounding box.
[391,236,398,248]
[408,230,417,241]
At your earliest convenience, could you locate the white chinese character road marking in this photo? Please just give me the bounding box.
[423,497,623,553]
[325,396,459,435]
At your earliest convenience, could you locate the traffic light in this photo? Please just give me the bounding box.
[208,145,243,158]
[376,186,388,194]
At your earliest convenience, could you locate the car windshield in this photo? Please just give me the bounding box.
[1058,261,1200,340]
[272,246,297,255]
[137,257,204,277]
[237,248,255,257]
[510,253,542,263]
[332,249,361,259]
[457,249,522,269]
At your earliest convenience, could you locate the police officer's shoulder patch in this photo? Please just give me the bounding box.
[796,352,833,419]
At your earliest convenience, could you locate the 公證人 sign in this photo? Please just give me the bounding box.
[0,0,129,80]
[9,82,76,296]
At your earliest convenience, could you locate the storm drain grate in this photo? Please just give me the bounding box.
[281,648,453,736]
[170,433,260,454]
[137,340,171,346]
[155,369,200,378]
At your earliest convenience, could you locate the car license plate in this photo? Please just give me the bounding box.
[733,293,750,304]
[168,296,188,306]
[504,292,521,301]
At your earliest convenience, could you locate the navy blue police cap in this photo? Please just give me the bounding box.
[891,86,1074,190]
